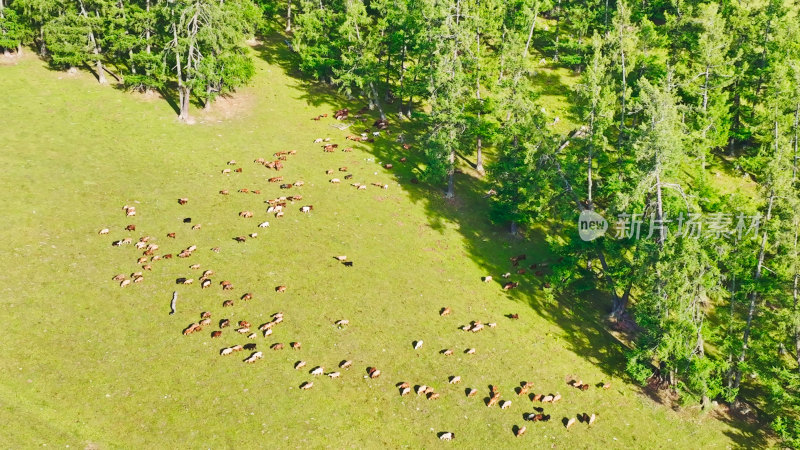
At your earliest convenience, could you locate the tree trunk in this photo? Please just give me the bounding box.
[445,149,455,199]
[733,192,774,390]
[792,104,799,183]
[286,0,292,32]
[369,82,386,121]
[793,221,800,375]
[552,0,561,62]
[78,0,106,84]
[204,85,213,110]
[523,7,539,58]
[179,86,191,121]
[475,13,484,175]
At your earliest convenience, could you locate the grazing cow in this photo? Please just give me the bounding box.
[201,279,211,289]
[238,188,249,194]
[119,279,131,288]
[553,394,562,403]
[293,181,304,187]
[487,394,501,407]
[439,432,454,441]
[249,233,258,239]
[295,361,307,370]
[211,331,222,338]
[440,307,451,316]
[239,211,253,218]
[500,400,511,409]
[413,340,423,350]
[467,388,478,397]
[518,381,534,396]
[565,417,576,429]
[254,158,266,163]
[258,221,270,228]
[327,372,341,378]
[269,176,283,183]
[125,224,137,231]
[223,300,234,307]
[339,360,353,369]
[310,366,324,375]
[142,264,152,271]
[300,381,313,390]
[236,327,250,334]
[532,393,543,402]
[503,282,519,290]
[367,367,381,378]
[271,343,284,350]
[400,386,411,396]
[441,349,454,356]
[323,145,336,152]
[335,255,347,261]
[178,198,188,205]
[244,351,264,363]
[465,348,476,355]
[191,224,201,230]
[343,261,353,267]
[541,395,554,403]
[515,426,527,437]
[427,392,440,400]
[219,319,230,328]
[449,376,461,384]
[416,385,428,395]
[334,319,349,327]
[238,320,250,328]
[113,274,126,281]
[183,323,201,335]
[510,313,519,319]
[263,328,273,337]
[275,211,285,218]
[220,347,234,356]
[98,228,110,235]
[588,414,596,425]
[220,281,232,290]
[343,147,353,152]
[219,190,229,195]
[137,256,148,264]
[291,342,301,350]
[275,285,287,293]
[300,205,313,213]
[222,169,231,174]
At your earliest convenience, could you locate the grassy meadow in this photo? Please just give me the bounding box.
[0,36,768,448]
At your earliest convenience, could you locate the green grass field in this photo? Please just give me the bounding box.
[0,37,769,448]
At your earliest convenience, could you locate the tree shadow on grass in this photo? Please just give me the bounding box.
[253,30,771,449]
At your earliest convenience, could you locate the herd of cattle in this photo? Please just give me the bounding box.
[98,109,605,442]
